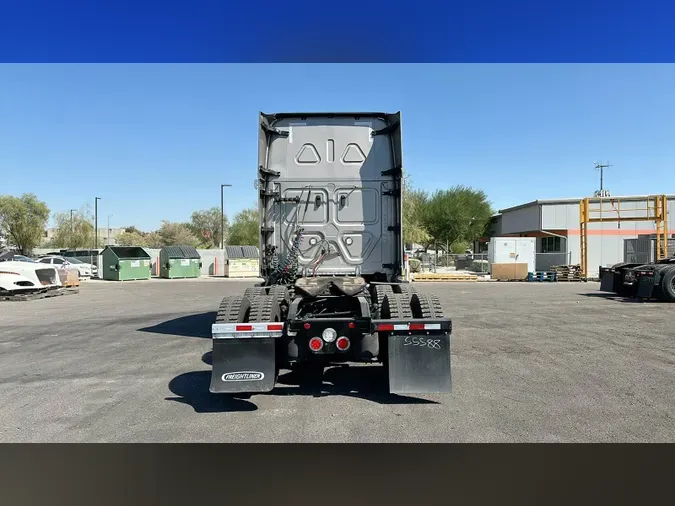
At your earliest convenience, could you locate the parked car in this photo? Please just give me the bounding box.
[36,255,97,277]
[0,252,35,263]
[0,260,62,295]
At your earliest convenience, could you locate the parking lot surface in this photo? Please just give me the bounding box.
[0,278,673,442]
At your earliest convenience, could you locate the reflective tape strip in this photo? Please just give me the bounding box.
[376,323,443,332]
[212,323,284,339]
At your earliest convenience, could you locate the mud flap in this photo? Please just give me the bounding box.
[599,269,617,292]
[636,276,656,299]
[209,323,281,394]
[380,321,452,394]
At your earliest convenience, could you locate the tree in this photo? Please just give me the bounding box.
[227,207,258,246]
[48,210,95,249]
[0,193,50,254]
[116,230,148,247]
[187,207,229,248]
[421,186,493,248]
[157,221,200,247]
[402,172,430,248]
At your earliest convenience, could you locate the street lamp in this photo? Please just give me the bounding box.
[94,197,101,250]
[220,184,232,249]
[69,209,76,248]
[107,214,114,245]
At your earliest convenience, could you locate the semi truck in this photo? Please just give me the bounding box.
[209,112,452,397]
[599,258,675,301]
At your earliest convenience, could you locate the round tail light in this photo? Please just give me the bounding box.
[303,322,311,330]
[348,322,356,329]
[336,337,350,351]
[309,337,323,351]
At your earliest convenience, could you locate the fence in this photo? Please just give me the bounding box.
[535,252,571,272]
[409,251,574,276]
[410,253,490,274]
[624,238,675,264]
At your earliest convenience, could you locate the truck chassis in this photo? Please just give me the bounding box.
[599,259,675,301]
[209,280,452,396]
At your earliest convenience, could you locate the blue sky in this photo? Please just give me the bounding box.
[1,64,673,231]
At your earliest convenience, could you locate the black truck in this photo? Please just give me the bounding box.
[209,112,452,396]
[599,257,675,301]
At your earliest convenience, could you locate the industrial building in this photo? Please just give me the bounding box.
[481,194,674,278]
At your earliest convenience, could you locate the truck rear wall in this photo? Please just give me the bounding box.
[257,112,404,280]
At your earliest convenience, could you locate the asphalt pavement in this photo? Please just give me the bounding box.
[0,277,673,442]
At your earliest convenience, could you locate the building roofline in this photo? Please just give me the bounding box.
[498,194,675,214]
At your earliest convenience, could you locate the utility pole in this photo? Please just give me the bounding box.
[220,184,232,249]
[94,197,101,250]
[107,214,113,245]
[593,161,612,193]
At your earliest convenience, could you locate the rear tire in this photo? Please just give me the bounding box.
[243,286,266,303]
[394,283,417,297]
[410,292,444,319]
[380,293,414,320]
[372,284,395,314]
[216,295,249,323]
[248,294,281,322]
[267,285,291,305]
[660,268,675,302]
[248,294,282,380]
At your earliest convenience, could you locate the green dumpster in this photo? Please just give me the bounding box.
[159,245,202,279]
[101,246,151,281]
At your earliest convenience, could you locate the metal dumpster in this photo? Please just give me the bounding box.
[159,245,201,279]
[101,246,151,281]
[224,245,259,278]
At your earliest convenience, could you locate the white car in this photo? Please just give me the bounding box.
[37,255,97,278]
[0,260,61,295]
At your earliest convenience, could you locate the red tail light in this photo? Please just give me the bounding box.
[409,323,425,331]
[348,322,356,329]
[309,337,323,351]
[267,324,283,331]
[303,322,311,330]
[235,325,253,331]
[336,337,350,351]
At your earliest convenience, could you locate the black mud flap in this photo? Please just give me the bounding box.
[375,320,452,395]
[599,269,616,292]
[209,323,281,394]
[636,277,656,299]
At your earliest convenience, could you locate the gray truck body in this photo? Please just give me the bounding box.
[258,112,404,281]
[208,111,452,398]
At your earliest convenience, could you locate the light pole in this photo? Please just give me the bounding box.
[220,184,232,249]
[107,214,114,245]
[70,209,76,248]
[94,197,101,250]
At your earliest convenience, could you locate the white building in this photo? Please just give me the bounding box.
[483,194,674,278]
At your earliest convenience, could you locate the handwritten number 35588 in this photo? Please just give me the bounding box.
[403,337,442,350]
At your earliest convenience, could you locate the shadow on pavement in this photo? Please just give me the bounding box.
[274,364,439,405]
[579,292,653,303]
[167,371,258,413]
[138,312,217,338]
[168,361,439,410]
